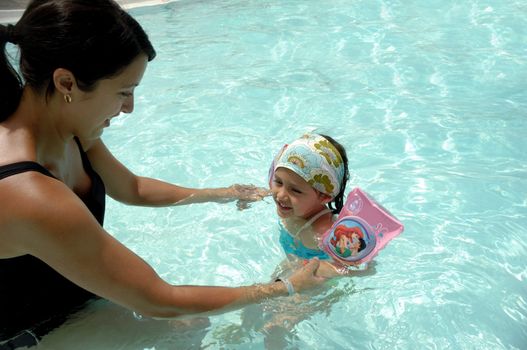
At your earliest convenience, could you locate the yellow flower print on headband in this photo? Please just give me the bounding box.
[272,134,345,198]
[308,173,335,195]
[314,139,343,168]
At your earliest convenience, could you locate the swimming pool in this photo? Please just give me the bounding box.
[32,0,526,349]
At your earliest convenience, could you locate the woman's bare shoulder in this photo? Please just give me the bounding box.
[0,171,97,256]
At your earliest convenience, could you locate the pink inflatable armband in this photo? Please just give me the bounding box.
[321,188,404,265]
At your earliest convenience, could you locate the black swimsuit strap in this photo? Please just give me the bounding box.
[0,161,56,180]
[73,136,88,166]
[0,138,86,180]
[73,137,98,176]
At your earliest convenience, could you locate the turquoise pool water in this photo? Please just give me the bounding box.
[35,0,526,349]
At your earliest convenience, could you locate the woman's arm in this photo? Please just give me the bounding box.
[84,138,269,207]
[2,174,322,319]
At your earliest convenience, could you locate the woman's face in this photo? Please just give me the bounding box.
[71,54,148,140]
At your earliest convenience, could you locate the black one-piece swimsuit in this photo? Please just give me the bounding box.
[0,137,106,344]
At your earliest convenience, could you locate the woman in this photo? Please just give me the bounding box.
[0,0,325,347]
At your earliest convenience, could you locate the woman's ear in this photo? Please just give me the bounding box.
[52,68,76,95]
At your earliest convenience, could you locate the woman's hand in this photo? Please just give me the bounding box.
[229,184,270,200]
[226,184,271,210]
[287,258,326,293]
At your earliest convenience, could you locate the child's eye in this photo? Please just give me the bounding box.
[292,188,302,194]
[273,179,282,185]
[120,92,133,97]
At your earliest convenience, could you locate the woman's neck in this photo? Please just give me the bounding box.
[15,87,72,162]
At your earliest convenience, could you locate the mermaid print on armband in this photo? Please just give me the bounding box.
[330,225,366,258]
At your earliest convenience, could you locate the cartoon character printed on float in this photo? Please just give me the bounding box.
[330,225,367,258]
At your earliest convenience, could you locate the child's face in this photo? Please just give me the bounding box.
[271,167,328,219]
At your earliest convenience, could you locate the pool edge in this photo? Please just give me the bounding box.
[0,0,179,24]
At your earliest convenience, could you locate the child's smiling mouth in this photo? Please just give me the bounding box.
[275,200,293,214]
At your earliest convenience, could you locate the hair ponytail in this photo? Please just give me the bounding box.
[0,24,23,122]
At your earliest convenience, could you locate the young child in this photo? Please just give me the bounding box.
[268,133,351,278]
[228,134,364,348]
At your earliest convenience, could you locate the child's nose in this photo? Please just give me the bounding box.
[276,187,287,200]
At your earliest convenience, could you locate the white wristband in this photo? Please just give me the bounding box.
[276,277,295,296]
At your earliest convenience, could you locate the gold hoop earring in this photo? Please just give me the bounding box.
[64,94,72,103]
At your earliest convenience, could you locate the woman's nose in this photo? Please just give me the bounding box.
[121,95,134,114]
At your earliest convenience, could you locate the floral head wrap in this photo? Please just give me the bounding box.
[270,134,345,199]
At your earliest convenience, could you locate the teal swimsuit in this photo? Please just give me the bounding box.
[278,221,330,260]
[277,209,332,260]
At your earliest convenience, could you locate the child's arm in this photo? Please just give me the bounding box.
[314,260,369,278]
[313,261,348,278]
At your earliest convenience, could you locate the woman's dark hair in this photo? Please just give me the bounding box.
[319,134,350,214]
[0,0,156,121]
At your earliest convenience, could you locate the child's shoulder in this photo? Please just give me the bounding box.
[312,213,337,236]
[281,212,335,237]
